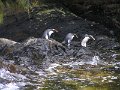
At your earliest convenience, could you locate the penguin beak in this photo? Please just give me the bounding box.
[74,34,78,38]
[89,35,95,40]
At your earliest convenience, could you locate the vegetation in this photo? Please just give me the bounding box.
[0,0,42,24]
[0,0,4,24]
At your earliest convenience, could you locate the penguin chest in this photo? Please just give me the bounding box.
[81,37,90,47]
[48,31,54,37]
[71,35,74,40]
[45,35,49,39]
[68,39,71,43]
[68,35,74,41]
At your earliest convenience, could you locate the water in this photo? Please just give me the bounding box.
[0,52,120,90]
[0,68,27,90]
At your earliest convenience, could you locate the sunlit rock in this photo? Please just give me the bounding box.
[0,38,18,46]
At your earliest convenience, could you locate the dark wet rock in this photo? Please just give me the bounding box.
[15,37,65,56]
[94,35,120,50]
[0,4,110,41]
[58,0,120,41]
[0,37,66,69]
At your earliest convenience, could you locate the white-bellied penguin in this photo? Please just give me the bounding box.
[81,34,95,47]
[63,33,78,47]
[42,29,58,39]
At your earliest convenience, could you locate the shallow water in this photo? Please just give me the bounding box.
[0,50,120,90]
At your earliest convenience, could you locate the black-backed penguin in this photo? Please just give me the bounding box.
[63,33,78,47]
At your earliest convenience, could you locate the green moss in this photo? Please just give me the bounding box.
[41,79,77,90]
[35,64,120,90]
[17,0,31,10]
[81,86,108,90]
[37,9,55,15]
[0,12,4,24]
[41,77,118,90]
[0,0,44,24]
[37,8,66,15]
[32,0,43,7]
[0,0,4,24]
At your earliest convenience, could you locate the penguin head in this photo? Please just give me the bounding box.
[88,35,95,40]
[85,34,95,40]
[73,33,78,38]
[51,29,58,32]
[47,29,58,37]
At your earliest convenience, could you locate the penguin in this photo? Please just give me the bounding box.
[42,29,58,40]
[63,33,78,47]
[81,34,95,47]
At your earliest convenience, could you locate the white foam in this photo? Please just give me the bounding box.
[0,68,27,90]
[90,56,100,65]
[45,63,61,74]
[0,82,26,90]
[0,68,27,81]
[62,56,100,67]
[111,76,117,80]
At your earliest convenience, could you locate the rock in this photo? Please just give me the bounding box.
[0,38,18,46]
[95,35,120,50]
[2,38,66,68]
